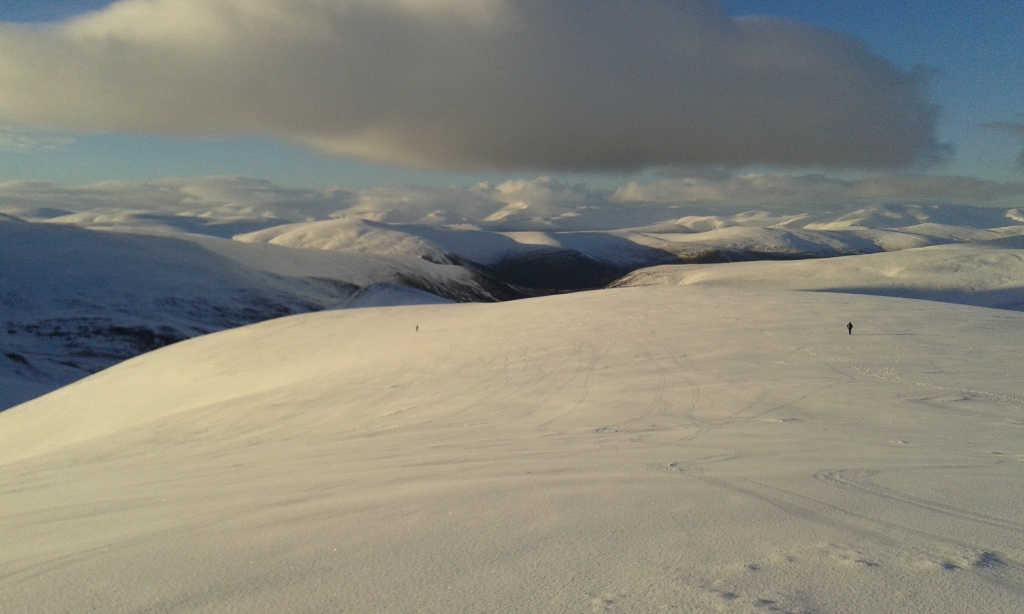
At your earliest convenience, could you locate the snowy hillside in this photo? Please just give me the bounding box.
[614,241,1024,311]
[234,204,1024,290]
[336,283,456,309]
[17,192,1019,292]
[0,217,522,409]
[5,200,1024,409]
[2,287,1022,613]
[8,188,1022,291]
[234,218,680,290]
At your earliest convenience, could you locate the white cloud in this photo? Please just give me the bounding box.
[0,176,355,221]
[2,173,1022,234]
[0,0,948,171]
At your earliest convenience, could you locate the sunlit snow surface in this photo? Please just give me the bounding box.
[5,202,1024,410]
[2,201,1024,612]
[2,287,1024,613]
[615,242,1024,310]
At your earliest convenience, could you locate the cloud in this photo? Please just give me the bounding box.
[3,173,1022,235]
[0,0,948,171]
[0,176,599,227]
[336,184,499,225]
[0,176,355,221]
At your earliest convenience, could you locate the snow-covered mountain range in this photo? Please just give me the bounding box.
[231,205,1024,289]
[3,200,1024,410]
[3,192,1024,613]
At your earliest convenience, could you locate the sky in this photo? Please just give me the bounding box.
[0,1,1021,213]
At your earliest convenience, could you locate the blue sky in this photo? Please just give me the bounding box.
[0,0,1020,191]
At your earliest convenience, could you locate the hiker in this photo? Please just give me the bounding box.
[847,322,853,335]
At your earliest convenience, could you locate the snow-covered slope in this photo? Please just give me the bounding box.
[614,242,1024,311]
[235,217,458,263]
[2,287,1022,613]
[235,219,681,290]
[0,217,521,409]
[38,209,290,238]
[236,216,886,265]
[234,206,1024,290]
[14,196,1023,293]
[335,282,456,309]
[7,199,1024,409]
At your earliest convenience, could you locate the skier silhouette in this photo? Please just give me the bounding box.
[847,322,853,335]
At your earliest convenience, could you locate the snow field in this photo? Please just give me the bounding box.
[617,242,1024,311]
[1,286,1022,612]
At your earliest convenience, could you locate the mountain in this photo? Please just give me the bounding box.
[5,202,1024,409]
[2,286,1022,613]
[234,217,680,290]
[234,206,1024,290]
[0,217,523,409]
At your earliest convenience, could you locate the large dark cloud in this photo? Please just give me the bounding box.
[0,0,949,171]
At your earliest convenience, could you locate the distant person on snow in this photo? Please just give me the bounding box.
[847,322,853,335]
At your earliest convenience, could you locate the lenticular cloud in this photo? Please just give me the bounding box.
[0,0,948,171]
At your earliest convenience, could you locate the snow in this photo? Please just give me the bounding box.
[236,219,548,267]
[234,217,457,263]
[629,225,880,257]
[0,218,506,410]
[615,243,1024,311]
[232,204,1024,273]
[336,282,456,309]
[36,209,289,238]
[3,199,1024,612]
[1,286,1023,613]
